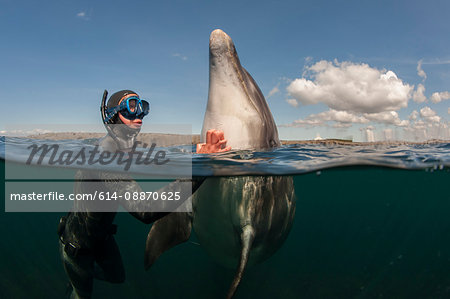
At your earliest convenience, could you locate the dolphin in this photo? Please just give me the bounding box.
[145,29,296,298]
[202,29,280,150]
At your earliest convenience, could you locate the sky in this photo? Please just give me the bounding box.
[1,0,449,141]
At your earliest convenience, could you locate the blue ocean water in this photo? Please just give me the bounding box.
[1,136,449,298]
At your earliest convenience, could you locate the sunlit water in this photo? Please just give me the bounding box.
[1,136,449,298]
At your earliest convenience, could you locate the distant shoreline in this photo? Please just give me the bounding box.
[27,132,199,147]
[24,132,449,146]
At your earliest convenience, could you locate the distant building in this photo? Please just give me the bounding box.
[365,129,375,142]
[383,129,394,141]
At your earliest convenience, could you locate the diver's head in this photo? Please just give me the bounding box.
[101,89,150,151]
[105,90,150,126]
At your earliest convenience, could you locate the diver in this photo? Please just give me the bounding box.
[58,90,227,298]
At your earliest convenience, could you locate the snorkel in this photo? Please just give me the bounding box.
[101,89,109,125]
[100,89,116,138]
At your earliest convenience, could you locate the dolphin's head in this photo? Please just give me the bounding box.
[202,29,280,150]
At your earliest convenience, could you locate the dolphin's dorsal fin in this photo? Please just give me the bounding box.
[144,212,192,270]
[226,225,255,299]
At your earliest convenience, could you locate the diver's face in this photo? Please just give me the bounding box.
[118,112,143,129]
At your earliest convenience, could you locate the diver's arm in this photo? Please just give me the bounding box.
[100,178,161,224]
[100,170,205,224]
[128,177,206,224]
[97,172,151,222]
[101,173,204,223]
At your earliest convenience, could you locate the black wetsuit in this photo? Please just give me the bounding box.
[58,133,203,298]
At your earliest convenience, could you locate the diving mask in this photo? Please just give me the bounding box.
[104,96,150,123]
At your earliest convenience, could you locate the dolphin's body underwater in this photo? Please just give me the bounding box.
[145,29,296,298]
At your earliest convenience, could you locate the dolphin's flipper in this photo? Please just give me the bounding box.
[227,225,255,299]
[144,212,192,270]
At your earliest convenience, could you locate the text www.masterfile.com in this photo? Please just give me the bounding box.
[9,191,182,201]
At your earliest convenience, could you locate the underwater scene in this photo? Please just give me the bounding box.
[1,138,449,298]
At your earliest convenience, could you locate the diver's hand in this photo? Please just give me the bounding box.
[196,129,231,153]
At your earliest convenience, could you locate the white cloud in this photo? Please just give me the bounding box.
[430,91,450,103]
[283,59,449,141]
[417,60,427,80]
[412,83,427,103]
[172,53,187,61]
[286,60,413,114]
[284,109,369,127]
[364,111,409,127]
[267,86,280,98]
[402,106,449,141]
[420,106,441,123]
[329,111,369,124]
[76,11,89,20]
[422,59,450,65]
[76,10,92,20]
[283,108,410,128]
[286,99,298,107]
[448,107,450,114]
[332,122,353,128]
[409,110,419,121]
[420,106,436,118]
